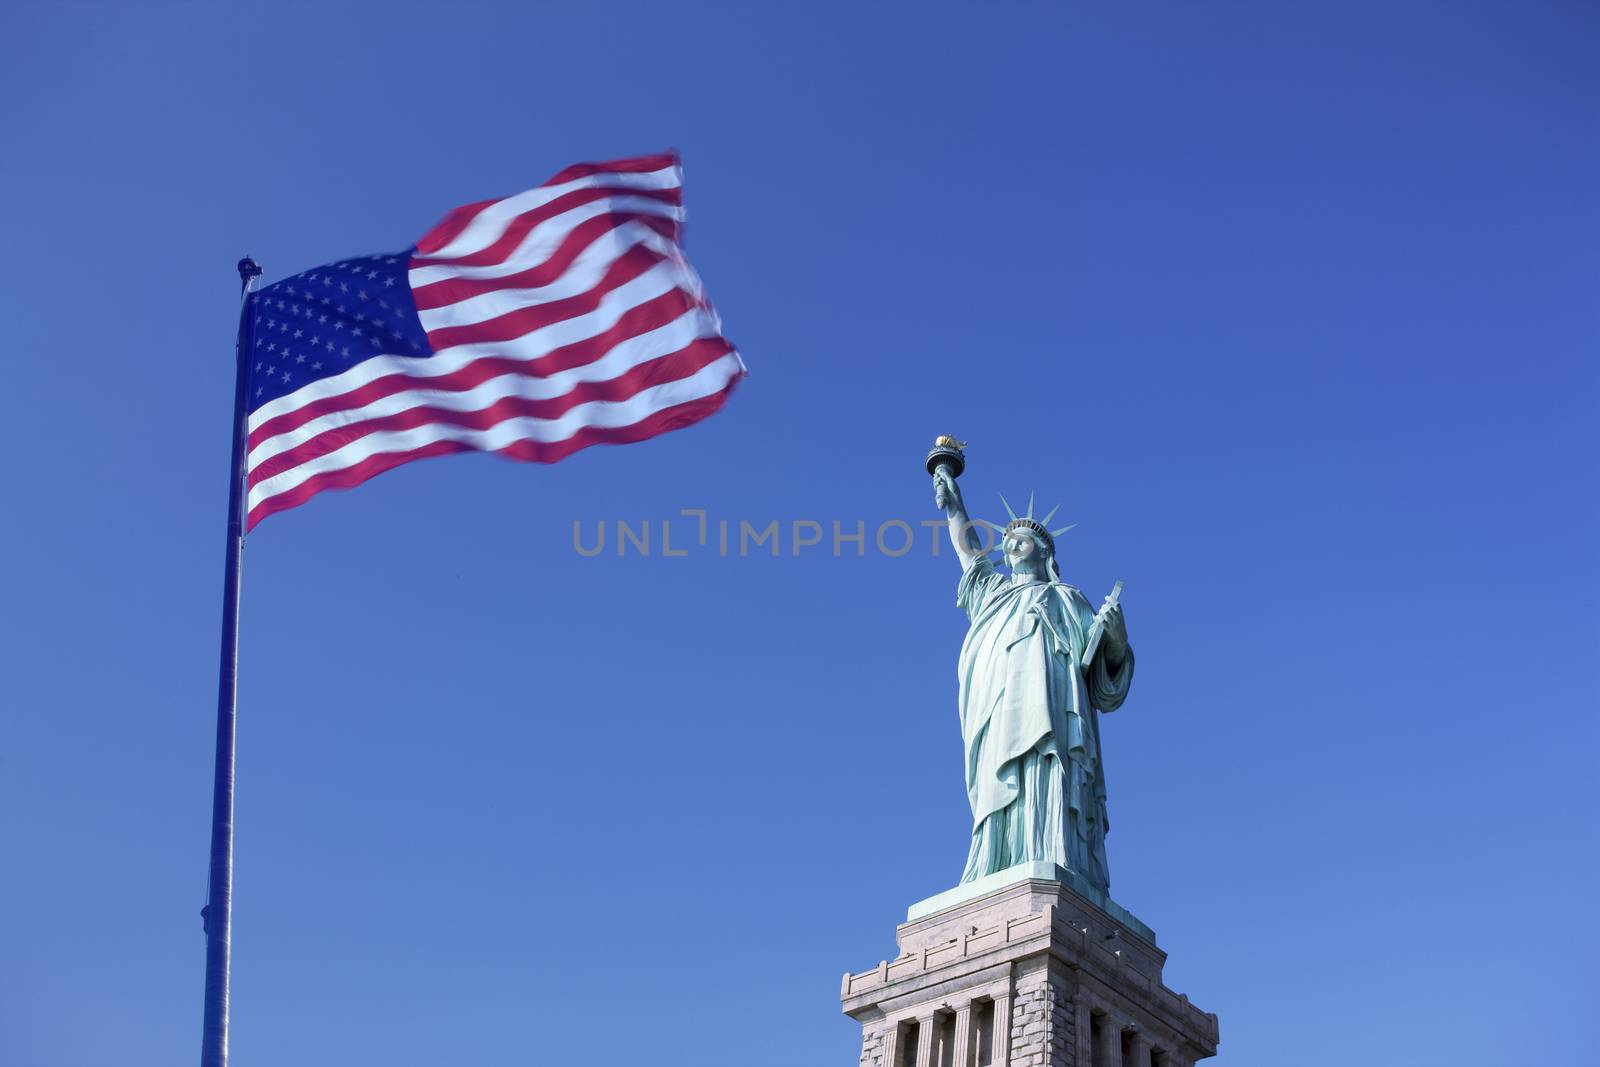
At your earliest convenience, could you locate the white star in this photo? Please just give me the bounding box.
[312,361,323,370]
[383,276,396,288]
[324,340,334,351]
[318,314,328,324]
[293,329,303,339]
[341,346,351,357]
[295,353,307,363]
[351,326,364,337]
[339,282,349,293]
[358,290,368,301]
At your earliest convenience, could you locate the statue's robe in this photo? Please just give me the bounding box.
[956,555,1133,889]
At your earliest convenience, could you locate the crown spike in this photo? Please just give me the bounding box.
[1040,503,1061,527]
[999,494,1018,521]
[1051,523,1077,537]
[1026,491,1036,519]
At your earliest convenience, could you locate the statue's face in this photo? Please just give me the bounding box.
[1004,529,1047,573]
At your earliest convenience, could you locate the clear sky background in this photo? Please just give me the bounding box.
[2,3,1595,1065]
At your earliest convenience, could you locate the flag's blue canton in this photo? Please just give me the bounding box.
[246,252,431,414]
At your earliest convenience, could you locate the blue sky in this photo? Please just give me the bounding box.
[2,3,1595,1065]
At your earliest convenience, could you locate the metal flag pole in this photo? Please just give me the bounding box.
[200,256,262,1067]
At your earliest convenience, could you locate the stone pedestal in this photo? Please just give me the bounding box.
[840,866,1218,1067]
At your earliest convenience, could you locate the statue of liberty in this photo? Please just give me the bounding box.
[929,441,1133,891]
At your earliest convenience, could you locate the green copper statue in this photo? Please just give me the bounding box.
[928,438,1134,891]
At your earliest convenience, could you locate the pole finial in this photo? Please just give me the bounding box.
[237,257,262,284]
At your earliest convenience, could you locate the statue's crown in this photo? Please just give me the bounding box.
[1004,517,1056,554]
[988,492,1076,557]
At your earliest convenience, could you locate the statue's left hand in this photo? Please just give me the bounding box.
[1100,602,1128,650]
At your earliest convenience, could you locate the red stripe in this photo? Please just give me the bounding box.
[247,338,736,486]
[245,373,737,531]
[247,288,703,451]
[412,152,678,256]
[540,151,679,187]
[410,211,677,311]
[249,439,467,531]
[410,185,680,271]
[414,196,500,256]
[421,243,667,351]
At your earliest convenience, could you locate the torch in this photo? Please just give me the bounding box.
[926,435,966,511]
[925,435,967,480]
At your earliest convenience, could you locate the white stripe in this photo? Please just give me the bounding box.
[409,196,684,287]
[416,220,676,333]
[248,259,691,432]
[247,353,743,513]
[424,165,680,261]
[247,308,722,470]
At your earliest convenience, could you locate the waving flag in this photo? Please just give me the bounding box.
[241,152,744,529]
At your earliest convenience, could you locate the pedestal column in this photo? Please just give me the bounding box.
[991,992,1012,1066]
[914,1014,936,1067]
[1075,997,1094,1067]
[1095,1014,1122,1067]
[952,1005,974,1067]
[879,1022,901,1067]
[1125,1029,1151,1067]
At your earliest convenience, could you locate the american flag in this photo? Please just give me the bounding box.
[241,152,744,529]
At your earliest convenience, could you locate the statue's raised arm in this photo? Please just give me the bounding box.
[927,436,984,567]
[933,466,987,567]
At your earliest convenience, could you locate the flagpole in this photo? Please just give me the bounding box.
[200,256,261,1067]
